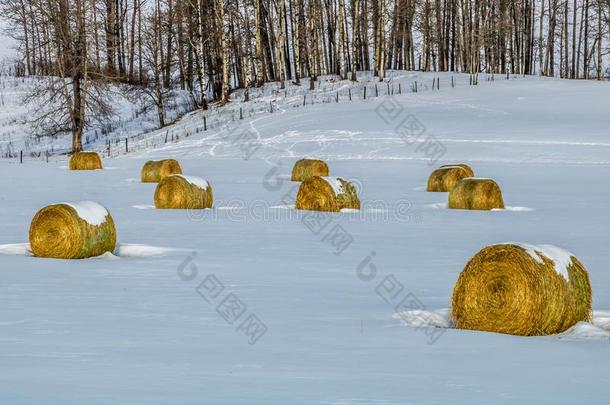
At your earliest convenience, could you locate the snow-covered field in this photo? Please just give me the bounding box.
[1,72,610,403]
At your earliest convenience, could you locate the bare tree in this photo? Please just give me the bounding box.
[15,0,113,151]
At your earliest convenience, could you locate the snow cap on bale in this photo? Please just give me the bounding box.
[295,176,360,212]
[141,159,182,183]
[428,165,472,192]
[154,174,213,209]
[440,163,474,178]
[69,152,103,170]
[451,243,592,336]
[291,158,330,182]
[448,178,504,210]
[29,201,116,259]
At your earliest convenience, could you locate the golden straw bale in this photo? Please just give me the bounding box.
[69,152,103,170]
[427,166,471,192]
[291,159,330,182]
[29,202,116,259]
[141,159,183,183]
[154,174,213,209]
[440,163,474,178]
[448,178,505,210]
[451,243,592,336]
[295,176,360,212]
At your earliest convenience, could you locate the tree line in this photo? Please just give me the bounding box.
[1,0,608,151]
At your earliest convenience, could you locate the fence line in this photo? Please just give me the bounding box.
[6,72,524,163]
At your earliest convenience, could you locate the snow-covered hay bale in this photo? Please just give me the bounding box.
[141,159,182,183]
[29,201,116,259]
[452,243,592,336]
[427,166,471,192]
[154,175,213,209]
[440,163,474,178]
[448,178,504,210]
[295,176,360,212]
[69,152,103,170]
[291,159,330,182]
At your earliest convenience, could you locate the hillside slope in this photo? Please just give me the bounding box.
[0,72,609,404]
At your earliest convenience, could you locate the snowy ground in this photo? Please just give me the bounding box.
[1,73,610,403]
[0,75,195,158]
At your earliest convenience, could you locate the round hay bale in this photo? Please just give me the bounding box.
[29,201,116,259]
[69,152,103,170]
[141,159,182,183]
[440,163,474,178]
[427,166,471,192]
[451,243,592,336]
[291,158,330,182]
[154,174,213,209]
[295,176,360,212]
[448,178,504,210]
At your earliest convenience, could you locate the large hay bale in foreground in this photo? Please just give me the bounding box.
[427,166,471,192]
[154,174,213,209]
[69,152,103,170]
[295,176,360,212]
[452,243,592,336]
[440,163,474,178]
[141,159,182,183]
[291,158,330,182]
[448,178,504,210]
[29,201,116,259]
